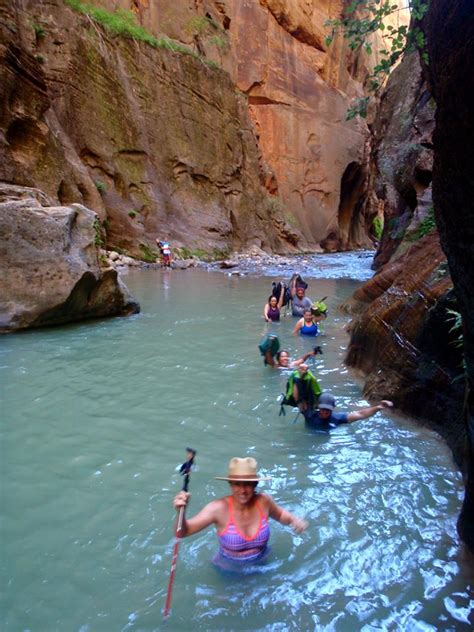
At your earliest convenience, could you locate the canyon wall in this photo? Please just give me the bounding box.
[345,0,474,551]
[0,1,408,256]
[424,0,474,553]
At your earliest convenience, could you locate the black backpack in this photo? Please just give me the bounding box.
[271,281,292,307]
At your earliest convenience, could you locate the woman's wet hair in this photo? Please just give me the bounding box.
[276,350,288,361]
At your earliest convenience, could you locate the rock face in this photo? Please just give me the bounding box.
[346,0,474,552]
[125,0,408,250]
[0,0,408,255]
[369,51,435,270]
[0,0,298,257]
[424,0,474,552]
[0,185,139,332]
[344,233,463,441]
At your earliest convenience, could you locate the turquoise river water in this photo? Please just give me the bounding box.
[1,254,473,631]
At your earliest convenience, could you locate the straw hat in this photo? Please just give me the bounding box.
[215,457,271,482]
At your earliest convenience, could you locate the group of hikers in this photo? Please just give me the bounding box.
[260,272,392,427]
[170,272,393,578]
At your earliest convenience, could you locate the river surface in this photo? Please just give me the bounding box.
[1,254,473,631]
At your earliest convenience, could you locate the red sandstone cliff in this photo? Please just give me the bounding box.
[0,1,408,256]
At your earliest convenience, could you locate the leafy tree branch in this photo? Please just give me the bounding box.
[325,0,430,119]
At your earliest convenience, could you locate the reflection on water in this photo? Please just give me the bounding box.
[1,264,472,631]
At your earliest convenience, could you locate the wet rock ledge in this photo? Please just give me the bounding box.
[0,184,139,333]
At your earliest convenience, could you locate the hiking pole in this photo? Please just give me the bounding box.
[163,448,196,619]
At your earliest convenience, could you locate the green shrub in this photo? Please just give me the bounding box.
[32,22,46,38]
[212,247,230,260]
[208,35,229,50]
[371,215,384,240]
[93,218,105,247]
[128,210,138,218]
[139,243,159,263]
[285,212,298,228]
[94,179,106,194]
[414,206,436,240]
[64,0,196,57]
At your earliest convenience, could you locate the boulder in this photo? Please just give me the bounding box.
[220,259,239,269]
[0,185,139,332]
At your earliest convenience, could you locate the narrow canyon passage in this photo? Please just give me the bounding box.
[1,258,472,631]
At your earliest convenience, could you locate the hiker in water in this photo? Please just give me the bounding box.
[265,346,323,369]
[304,392,394,429]
[289,363,322,413]
[156,238,172,267]
[258,333,322,368]
[263,284,285,322]
[173,457,308,569]
[291,285,313,317]
[293,308,326,337]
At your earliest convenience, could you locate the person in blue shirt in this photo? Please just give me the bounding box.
[304,392,393,429]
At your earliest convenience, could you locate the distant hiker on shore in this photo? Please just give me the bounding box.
[156,238,172,267]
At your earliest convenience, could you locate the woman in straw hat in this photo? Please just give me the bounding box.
[173,457,308,567]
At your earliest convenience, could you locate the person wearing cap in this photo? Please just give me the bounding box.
[173,457,308,567]
[304,391,394,428]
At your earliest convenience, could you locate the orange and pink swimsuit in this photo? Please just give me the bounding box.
[216,496,270,562]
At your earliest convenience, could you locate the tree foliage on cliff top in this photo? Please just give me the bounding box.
[325,0,430,119]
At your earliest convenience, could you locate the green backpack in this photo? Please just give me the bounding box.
[258,334,280,365]
[280,369,322,415]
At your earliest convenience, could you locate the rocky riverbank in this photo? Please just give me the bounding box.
[105,244,376,282]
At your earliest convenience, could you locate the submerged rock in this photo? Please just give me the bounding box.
[0,185,139,332]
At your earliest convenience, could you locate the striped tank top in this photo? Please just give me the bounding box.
[217,496,270,562]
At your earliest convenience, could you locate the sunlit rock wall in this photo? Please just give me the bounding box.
[0,0,299,257]
[370,51,435,270]
[59,0,408,251]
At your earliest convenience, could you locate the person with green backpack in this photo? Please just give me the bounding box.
[280,363,322,415]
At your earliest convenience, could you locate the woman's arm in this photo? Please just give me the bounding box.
[291,349,318,367]
[173,492,222,537]
[293,318,303,335]
[263,303,270,321]
[277,285,285,309]
[264,495,308,533]
[346,400,394,423]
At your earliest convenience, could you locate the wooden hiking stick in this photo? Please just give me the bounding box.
[163,448,196,619]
